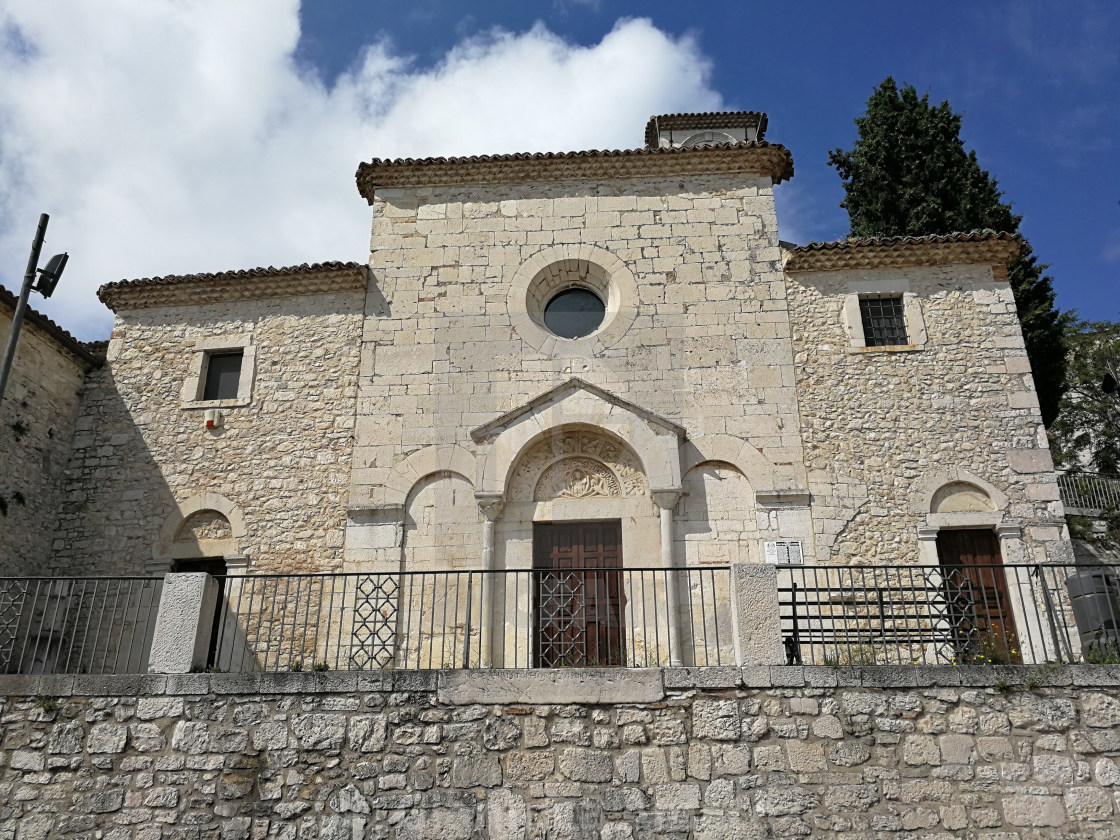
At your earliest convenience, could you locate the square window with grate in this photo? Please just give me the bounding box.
[202,351,243,401]
[859,295,908,347]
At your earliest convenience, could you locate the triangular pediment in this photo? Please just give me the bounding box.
[470,378,686,443]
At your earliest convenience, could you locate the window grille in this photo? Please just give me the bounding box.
[859,295,908,347]
[202,351,243,401]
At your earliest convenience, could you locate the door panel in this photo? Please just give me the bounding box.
[935,530,1020,664]
[533,521,624,667]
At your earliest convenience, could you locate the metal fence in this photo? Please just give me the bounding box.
[1058,472,1120,513]
[210,567,732,672]
[777,562,1119,666]
[0,577,163,674]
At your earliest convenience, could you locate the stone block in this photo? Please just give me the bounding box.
[0,675,40,697]
[164,672,212,696]
[451,753,503,787]
[740,666,773,688]
[504,751,554,782]
[437,669,663,705]
[859,667,916,688]
[730,564,784,666]
[293,714,347,750]
[912,666,962,687]
[691,698,740,741]
[938,733,975,765]
[35,674,76,696]
[557,747,613,783]
[786,740,825,772]
[652,783,701,811]
[1006,448,1055,474]
[663,666,741,689]
[87,723,128,754]
[148,573,219,674]
[769,666,805,687]
[1064,787,1114,821]
[902,734,941,766]
[1004,794,1066,827]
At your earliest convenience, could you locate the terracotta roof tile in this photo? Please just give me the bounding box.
[784,230,1022,272]
[97,261,367,311]
[355,142,793,201]
[0,285,103,367]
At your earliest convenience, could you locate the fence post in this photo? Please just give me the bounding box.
[730,563,785,666]
[148,573,219,674]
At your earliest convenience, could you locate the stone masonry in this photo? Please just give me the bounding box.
[17,112,1067,589]
[0,289,101,575]
[49,284,365,576]
[1,667,1119,839]
[786,259,1067,567]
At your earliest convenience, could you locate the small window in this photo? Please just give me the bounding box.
[859,295,908,347]
[181,334,255,408]
[202,352,243,401]
[543,288,605,339]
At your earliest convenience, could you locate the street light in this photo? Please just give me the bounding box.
[0,213,69,405]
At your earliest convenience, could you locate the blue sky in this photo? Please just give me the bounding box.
[0,1,1117,336]
[296,0,1119,318]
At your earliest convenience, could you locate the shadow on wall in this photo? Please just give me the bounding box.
[46,360,179,577]
[675,461,757,565]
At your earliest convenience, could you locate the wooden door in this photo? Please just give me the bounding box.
[533,521,624,667]
[935,530,1020,664]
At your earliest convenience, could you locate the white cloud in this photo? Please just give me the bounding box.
[0,3,721,338]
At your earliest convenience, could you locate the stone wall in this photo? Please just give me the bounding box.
[785,263,1067,566]
[49,291,365,575]
[349,175,810,572]
[2,666,1119,839]
[0,300,93,575]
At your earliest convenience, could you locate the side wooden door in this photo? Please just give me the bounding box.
[533,521,624,667]
[935,529,1020,664]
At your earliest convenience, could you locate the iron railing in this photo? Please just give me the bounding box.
[0,577,163,674]
[210,567,732,672]
[777,562,1117,666]
[1058,472,1120,513]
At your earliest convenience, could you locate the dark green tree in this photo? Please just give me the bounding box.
[1049,320,1120,475]
[828,77,1068,425]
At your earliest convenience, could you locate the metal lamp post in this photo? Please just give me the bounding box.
[0,213,69,405]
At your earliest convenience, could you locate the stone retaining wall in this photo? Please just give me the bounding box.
[2,667,1120,839]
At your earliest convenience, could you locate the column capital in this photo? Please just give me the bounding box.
[917,525,940,542]
[225,555,250,573]
[476,493,505,521]
[651,488,682,511]
[995,522,1023,540]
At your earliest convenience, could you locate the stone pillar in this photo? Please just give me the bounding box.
[652,490,683,667]
[476,494,504,668]
[148,573,219,674]
[730,563,785,666]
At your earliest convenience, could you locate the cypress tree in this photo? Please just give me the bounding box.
[828,77,1068,425]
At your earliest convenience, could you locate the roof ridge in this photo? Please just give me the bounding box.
[97,261,368,312]
[356,142,794,201]
[361,140,782,168]
[794,230,1018,251]
[785,230,1022,273]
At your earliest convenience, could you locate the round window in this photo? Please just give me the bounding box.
[543,288,605,339]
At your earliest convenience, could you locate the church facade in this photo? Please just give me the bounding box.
[4,112,1068,624]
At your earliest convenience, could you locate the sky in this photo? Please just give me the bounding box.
[0,0,1117,339]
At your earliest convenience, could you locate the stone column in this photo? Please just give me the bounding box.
[652,490,683,667]
[730,563,785,665]
[476,494,504,668]
[148,573,219,674]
